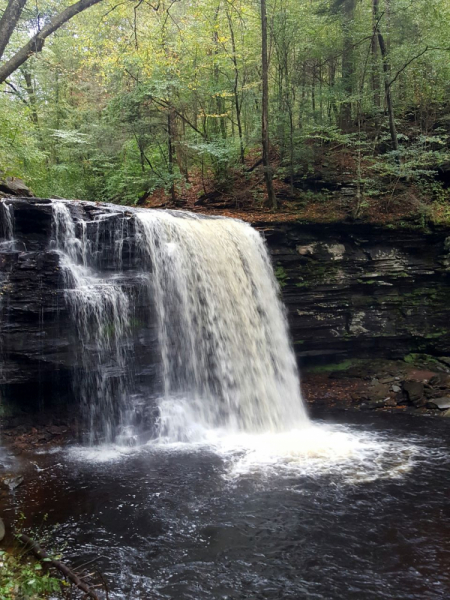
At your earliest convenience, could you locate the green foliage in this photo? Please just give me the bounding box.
[0,0,450,209]
[275,264,289,287]
[0,549,61,599]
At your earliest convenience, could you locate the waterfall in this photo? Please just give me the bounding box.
[136,211,307,438]
[0,200,15,250]
[50,201,307,444]
[52,202,135,445]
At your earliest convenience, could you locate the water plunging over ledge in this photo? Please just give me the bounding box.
[2,199,450,600]
[50,200,307,443]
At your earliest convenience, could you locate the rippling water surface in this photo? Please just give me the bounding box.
[3,410,450,600]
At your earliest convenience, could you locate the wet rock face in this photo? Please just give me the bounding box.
[263,223,450,365]
[0,198,159,414]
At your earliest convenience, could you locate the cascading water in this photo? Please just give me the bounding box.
[136,211,307,440]
[0,200,15,250]
[50,201,308,445]
[52,202,135,444]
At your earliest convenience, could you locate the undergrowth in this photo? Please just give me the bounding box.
[0,549,62,599]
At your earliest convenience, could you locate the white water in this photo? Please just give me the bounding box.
[135,210,307,437]
[52,202,134,444]
[51,201,307,444]
[48,201,421,488]
[0,200,15,250]
[67,421,421,486]
[48,201,424,484]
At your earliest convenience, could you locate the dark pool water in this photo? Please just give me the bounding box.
[2,411,450,600]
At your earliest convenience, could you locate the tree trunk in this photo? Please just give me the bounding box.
[22,68,39,128]
[213,7,227,141]
[167,111,176,203]
[374,2,398,151]
[226,8,245,164]
[371,0,381,109]
[261,0,276,209]
[340,0,356,130]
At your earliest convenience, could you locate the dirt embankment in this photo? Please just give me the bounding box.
[302,357,450,417]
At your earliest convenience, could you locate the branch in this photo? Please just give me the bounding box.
[0,0,28,61]
[101,1,128,21]
[152,97,207,139]
[0,0,104,84]
[17,533,100,600]
[388,46,450,88]
[123,68,207,140]
[4,79,28,104]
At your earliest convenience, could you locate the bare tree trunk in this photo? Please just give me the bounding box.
[340,0,356,130]
[288,104,295,195]
[311,61,316,116]
[261,0,276,209]
[22,67,39,128]
[168,111,176,203]
[0,0,27,61]
[226,8,245,164]
[371,0,381,109]
[374,2,398,151]
[213,7,227,141]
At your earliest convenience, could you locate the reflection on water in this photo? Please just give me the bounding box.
[2,411,450,600]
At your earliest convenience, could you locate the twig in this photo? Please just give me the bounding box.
[17,534,101,600]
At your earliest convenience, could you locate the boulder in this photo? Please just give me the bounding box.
[0,475,23,491]
[367,382,390,401]
[384,398,398,407]
[426,397,450,410]
[361,398,388,410]
[428,374,442,386]
[0,177,33,197]
[437,357,450,369]
[403,381,424,405]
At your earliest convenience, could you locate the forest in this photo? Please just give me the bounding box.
[2,2,450,599]
[1,0,450,223]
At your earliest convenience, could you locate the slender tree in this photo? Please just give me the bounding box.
[340,0,356,130]
[260,0,276,209]
[373,0,398,151]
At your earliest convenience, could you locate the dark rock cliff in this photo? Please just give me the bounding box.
[0,198,159,414]
[264,223,450,365]
[1,197,450,413]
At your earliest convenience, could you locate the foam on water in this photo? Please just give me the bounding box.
[65,404,420,485]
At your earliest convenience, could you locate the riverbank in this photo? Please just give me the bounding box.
[303,357,450,415]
